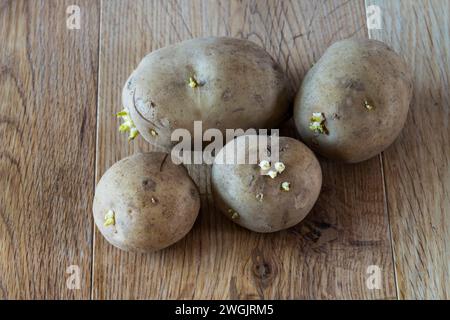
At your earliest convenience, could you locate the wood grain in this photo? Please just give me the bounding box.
[0,0,99,298]
[94,0,395,299]
[367,0,450,299]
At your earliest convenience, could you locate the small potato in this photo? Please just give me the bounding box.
[93,152,200,253]
[122,37,292,150]
[212,135,322,233]
[294,38,413,163]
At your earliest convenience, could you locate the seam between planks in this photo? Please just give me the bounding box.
[91,0,103,301]
[380,153,400,299]
[364,0,400,300]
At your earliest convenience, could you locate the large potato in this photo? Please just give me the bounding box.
[212,135,322,233]
[294,39,413,163]
[122,37,292,150]
[93,152,200,253]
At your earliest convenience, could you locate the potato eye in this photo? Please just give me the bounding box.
[149,129,158,137]
[228,208,240,220]
[280,182,291,192]
[188,76,199,88]
[256,193,264,202]
[364,100,375,110]
[104,210,116,227]
[309,112,329,135]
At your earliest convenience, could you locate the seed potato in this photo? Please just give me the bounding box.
[122,37,292,150]
[212,135,322,233]
[93,152,200,253]
[294,38,413,163]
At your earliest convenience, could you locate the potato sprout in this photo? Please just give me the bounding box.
[309,112,328,135]
[274,162,285,173]
[104,210,116,227]
[117,108,139,140]
[281,182,291,191]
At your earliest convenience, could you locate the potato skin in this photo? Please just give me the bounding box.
[123,37,292,151]
[294,39,413,163]
[212,135,322,233]
[93,153,200,253]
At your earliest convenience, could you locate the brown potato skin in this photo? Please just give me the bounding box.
[212,136,322,233]
[294,39,413,163]
[123,37,292,151]
[93,153,200,253]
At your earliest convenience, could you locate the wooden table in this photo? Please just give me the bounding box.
[0,0,449,299]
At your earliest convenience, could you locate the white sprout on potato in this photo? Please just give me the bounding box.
[309,112,329,135]
[104,209,116,227]
[256,193,264,202]
[267,170,278,179]
[274,162,285,174]
[260,160,285,179]
[280,182,291,192]
[259,160,271,171]
[117,108,139,140]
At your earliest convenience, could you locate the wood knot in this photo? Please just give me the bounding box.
[253,262,272,280]
[251,248,276,282]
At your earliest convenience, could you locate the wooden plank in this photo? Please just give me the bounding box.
[367,0,450,299]
[94,0,395,299]
[0,0,99,299]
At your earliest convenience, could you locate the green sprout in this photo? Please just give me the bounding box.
[104,209,116,227]
[309,112,329,135]
[188,76,199,88]
[117,108,139,141]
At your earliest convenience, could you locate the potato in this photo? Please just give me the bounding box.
[212,135,322,233]
[294,38,413,163]
[122,37,292,150]
[93,152,200,253]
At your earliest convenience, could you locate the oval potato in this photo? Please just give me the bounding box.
[93,152,200,253]
[123,37,292,150]
[294,38,413,163]
[212,135,322,233]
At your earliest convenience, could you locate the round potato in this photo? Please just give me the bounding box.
[212,135,322,233]
[122,37,292,150]
[294,38,413,163]
[93,152,200,253]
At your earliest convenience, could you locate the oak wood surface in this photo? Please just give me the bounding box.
[93,0,395,299]
[367,0,450,299]
[0,0,99,298]
[1,0,446,300]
